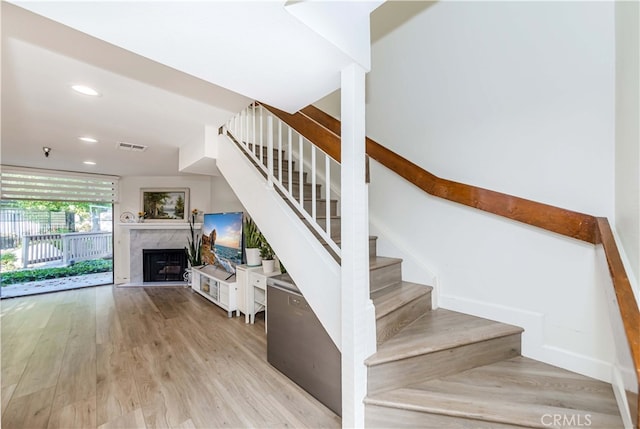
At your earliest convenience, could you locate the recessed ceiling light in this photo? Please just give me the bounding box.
[71,85,100,96]
[83,161,96,165]
[79,137,98,143]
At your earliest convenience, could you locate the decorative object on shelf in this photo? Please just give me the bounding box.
[244,217,262,267]
[185,215,203,268]
[137,211,146,223]
[141,187,189,222]
[120,211,136,223]
[191,208,200,224]
[260,239,276,273]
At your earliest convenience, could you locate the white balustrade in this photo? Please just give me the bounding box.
[21,232,112,268]
[61,232,112,265]
[22,233,62,267]
[226,103,341,258]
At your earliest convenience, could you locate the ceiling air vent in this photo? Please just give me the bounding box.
[117,141,148,152]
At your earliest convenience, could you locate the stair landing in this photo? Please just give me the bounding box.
[365,356,624,428]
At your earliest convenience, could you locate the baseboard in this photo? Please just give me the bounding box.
[611,364,635,429]
[117,281,189,288]
[439,294,613,383]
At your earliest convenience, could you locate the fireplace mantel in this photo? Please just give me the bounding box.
[121,223,202,284]
[119,222,202,230]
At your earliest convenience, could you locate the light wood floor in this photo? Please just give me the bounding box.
[1,285,341,429]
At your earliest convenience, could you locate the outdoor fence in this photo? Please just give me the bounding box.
[21,232,112,268]
[0,209,73,249]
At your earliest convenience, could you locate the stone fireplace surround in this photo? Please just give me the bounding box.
[120,223,202,284]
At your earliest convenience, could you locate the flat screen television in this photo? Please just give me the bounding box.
[202,212,244,275]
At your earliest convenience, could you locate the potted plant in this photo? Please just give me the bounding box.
[185,216,203,269]
[260,239,276,273]
[244,217,262,267]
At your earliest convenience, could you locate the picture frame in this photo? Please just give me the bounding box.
[140,188,189,222]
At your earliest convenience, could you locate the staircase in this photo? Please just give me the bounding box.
[223,106,625,429]
[364,257,624,428]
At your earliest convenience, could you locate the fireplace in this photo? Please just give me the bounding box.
[143,249,187,282]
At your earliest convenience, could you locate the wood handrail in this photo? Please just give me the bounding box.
[300,104,598,244]
[258,103,341,163]
[596,217,640,424]
[284,103,640,425]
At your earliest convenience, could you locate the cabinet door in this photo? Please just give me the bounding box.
[236,268,248,314]
[192,271,201,292]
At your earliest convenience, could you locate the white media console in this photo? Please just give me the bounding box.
[191,265,238,317]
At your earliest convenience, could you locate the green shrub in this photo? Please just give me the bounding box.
[1,252,18,272]
[1,259,112,286]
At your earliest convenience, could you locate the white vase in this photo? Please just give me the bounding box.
[262,259,276,274]
[246,248,262,267]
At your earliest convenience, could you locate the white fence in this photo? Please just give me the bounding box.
[21,232,112,268]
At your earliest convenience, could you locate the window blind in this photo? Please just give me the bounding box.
[0,166,119,203]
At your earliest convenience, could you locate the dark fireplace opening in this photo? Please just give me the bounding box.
[143,249,187,282]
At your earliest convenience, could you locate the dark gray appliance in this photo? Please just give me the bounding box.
[266,274,341,416]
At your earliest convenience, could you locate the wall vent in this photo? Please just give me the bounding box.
[117,141,148,152]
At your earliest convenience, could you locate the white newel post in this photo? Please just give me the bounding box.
[341,62,376,428]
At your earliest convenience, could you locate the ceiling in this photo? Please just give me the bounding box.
[1,1,428,178]
[2,2,257,177]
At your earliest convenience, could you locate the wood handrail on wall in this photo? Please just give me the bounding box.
[265,102,640,425]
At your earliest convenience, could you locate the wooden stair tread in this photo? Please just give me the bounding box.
[302,198,337,203]
[365,357,623,428]
[366,309,523,366]
[371,281,432,319]
[369,256,403,270]
[297,214,341,220]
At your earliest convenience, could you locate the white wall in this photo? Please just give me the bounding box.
[114,174,243,282]
[615,0,640,299]
[362,1,618,380]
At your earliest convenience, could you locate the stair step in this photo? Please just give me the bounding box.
[366,309,523,394]
[303,198,338,217]
[278,171,308,185]
[302,215,341,240]
[260,157,296,171]
[371,282,433,345]
[369,257,403,293]
[365,357,623,429]
[289,182,323,199]
[247,143,285,158]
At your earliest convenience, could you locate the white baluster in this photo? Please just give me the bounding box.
[259,107,264,164]
[299,135,304,206]
[326,154,331,237]
[267,115,274,189]
[288,128,293,195]
[278,122,282,183]
[252,104,256,148]
[311,145,317,220]
[22,235,29,268]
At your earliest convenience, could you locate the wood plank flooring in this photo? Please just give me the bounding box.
[1,285,341,429]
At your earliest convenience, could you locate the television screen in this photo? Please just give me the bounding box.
[202,212,244,274]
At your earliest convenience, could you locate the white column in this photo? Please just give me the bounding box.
[341,62,375,428]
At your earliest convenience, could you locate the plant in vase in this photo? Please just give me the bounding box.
[260,240,276,274]
[244,217,262,267]
[185,216,203,269]
[137,211,146,223]
[190,208,199,224]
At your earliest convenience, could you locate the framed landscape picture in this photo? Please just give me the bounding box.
[141,188,189,222]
